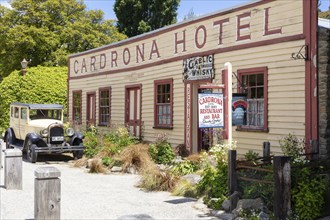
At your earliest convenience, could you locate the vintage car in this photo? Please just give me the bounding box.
[4,102,84,163]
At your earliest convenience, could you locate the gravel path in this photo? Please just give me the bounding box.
[0,144,219,220]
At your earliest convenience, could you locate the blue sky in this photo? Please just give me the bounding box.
[82,0,330,21]
[0,0,329,21]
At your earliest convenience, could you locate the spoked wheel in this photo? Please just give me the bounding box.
[72,140,84,160]
[26,140,38,163]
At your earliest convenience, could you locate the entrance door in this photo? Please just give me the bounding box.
[86,92,96,127]
[198,88,213,151]
[125,85,141,138]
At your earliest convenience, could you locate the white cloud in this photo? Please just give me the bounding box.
[0,1,12,10]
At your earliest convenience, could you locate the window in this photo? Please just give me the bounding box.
[99,87,111,126]
[14,107,19,118]
[238,67,268,131]
[72,90,82,124]
[154,79,173,128]
[21,108,27,120]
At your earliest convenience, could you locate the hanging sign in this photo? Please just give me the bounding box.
[232,93,247,125]
[198,93,224,128]
[182,55,214,81]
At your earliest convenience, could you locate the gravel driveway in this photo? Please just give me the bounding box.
[0,143,219,220]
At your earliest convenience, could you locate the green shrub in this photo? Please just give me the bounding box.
[148,133,175,165]
[196,143,232,209]
[244,150,260,163]
[279,133,305,163]
[101,156,113,167]
[171,160,199,176]
[104,126,138,153]
[83,127,100,158]
[291,167,327,220]
[0,66,67,133]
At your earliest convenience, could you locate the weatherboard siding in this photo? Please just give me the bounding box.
[68,0,307,155]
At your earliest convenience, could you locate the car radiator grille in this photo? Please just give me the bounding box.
[49,126,64,144]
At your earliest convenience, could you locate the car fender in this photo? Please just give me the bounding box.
[24,133,47,151]
[70,132,84,146]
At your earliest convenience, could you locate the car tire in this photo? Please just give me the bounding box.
[5,134,11,149]
[27,140,38,163]
[73,140,84,160]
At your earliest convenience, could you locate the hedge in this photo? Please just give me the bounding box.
[0,66,67,133]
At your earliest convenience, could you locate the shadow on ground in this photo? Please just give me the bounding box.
[22,153,75,164]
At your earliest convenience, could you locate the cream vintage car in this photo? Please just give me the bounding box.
[4,102,84,163]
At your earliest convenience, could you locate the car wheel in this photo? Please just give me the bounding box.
[73,140,84,160]
[27,140,38,163]
[6,134,12,149]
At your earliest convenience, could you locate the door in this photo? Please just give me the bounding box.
[198,88,213,151]
[125,85,141,138]
[86,92,96,127]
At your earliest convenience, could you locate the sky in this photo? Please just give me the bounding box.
[82,0,330,21]
[0,0,329,22]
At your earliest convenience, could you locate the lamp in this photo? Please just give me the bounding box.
[21,58,28,76]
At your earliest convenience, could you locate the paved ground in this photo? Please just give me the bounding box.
[0,142,219,220]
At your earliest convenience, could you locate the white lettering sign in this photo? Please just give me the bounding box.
[198,93,224,128]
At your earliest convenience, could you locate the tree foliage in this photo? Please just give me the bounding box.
[0,0,127,79]
[319,10,330,19]
[0,66,67,133]
[183,8,197,21]
[114,0,180,37]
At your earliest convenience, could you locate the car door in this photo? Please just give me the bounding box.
[11,106,21,139]
[19,107,28,139]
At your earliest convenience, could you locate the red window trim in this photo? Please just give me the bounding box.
[98,87,111,126]
[72,90,82,125]
[237,67,268,132]
[154,78,173,129]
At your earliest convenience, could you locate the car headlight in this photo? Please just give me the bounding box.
[66,127,74,136]
[40,129,48,137]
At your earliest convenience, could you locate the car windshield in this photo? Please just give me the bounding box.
[29,109,62,120]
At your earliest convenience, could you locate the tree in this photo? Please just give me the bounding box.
[183,8,197,21]
[319,10,330,19]
[0,0,127,79]
[114,0,180,37]
[0,66,68,133]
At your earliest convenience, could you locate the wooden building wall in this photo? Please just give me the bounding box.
[68,0,310,155]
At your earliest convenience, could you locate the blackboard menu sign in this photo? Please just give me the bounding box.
[232,93,247,125]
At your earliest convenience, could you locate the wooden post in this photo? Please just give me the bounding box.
[228,150,237,195]
[263,141,271,163]
[228,150,237,211]
[0,139,3,169]
[4,149,22,190]
[35,167,61,220]
[273,156,291,220]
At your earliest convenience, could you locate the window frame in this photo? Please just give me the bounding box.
[98,87,111,126]
[154,78,173,129]
[72,90,82,125]
[237,67,268,132]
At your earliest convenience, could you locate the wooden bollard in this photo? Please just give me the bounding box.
[4,149,22,190]
[263,141,271,163]
[273,156,291,220]
[0,139,3,169]
[35,167,61,220]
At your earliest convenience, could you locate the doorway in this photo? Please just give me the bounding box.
[86,92,96,127]
[198,88,213,151]
[125,85,142,138]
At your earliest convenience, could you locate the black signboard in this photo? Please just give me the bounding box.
[232,93,247,125]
